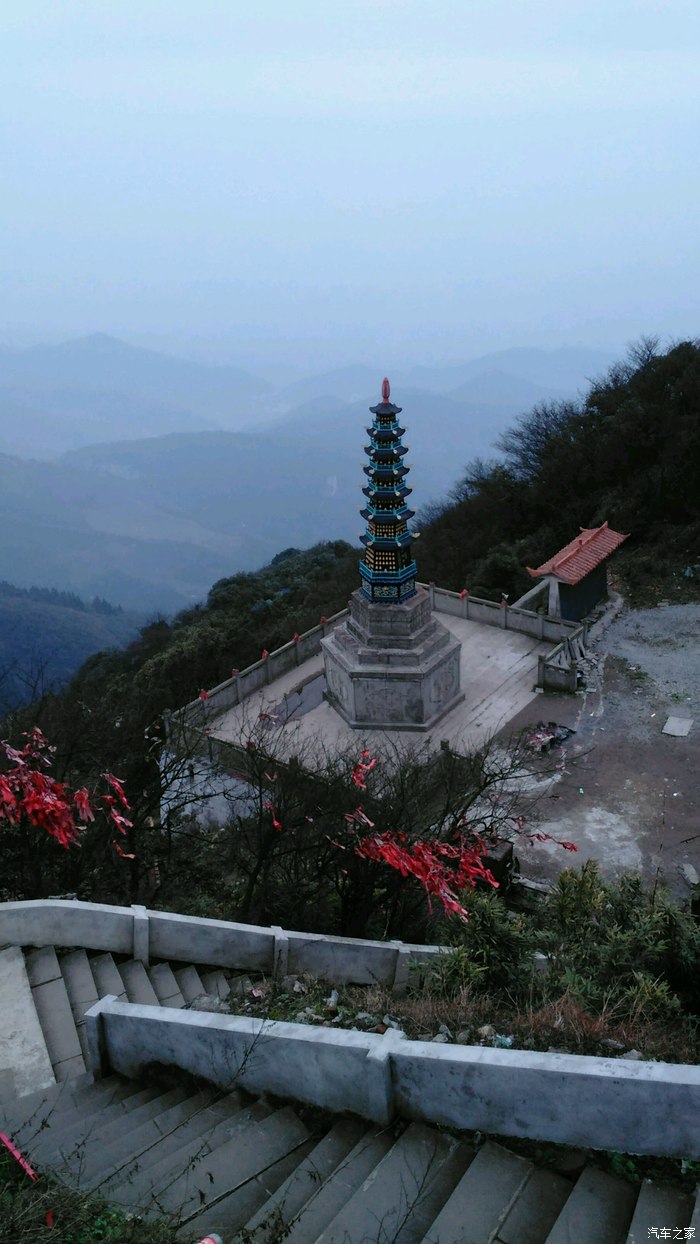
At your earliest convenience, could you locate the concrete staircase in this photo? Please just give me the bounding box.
[1,943,699,1243]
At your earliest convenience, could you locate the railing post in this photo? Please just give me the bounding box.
[391,942,412,995]
[271,926,289,978]
[132,905,149,965]
[84,995,116,1078]
[364,1031,403,1125]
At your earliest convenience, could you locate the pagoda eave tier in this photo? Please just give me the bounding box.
[366,425,406,439]
[364,444,409,459]
[360,507,415,522]
[359,562,417,585]
[369,401,402,416]
[362,483,412,497]
[365,467,407,480]
[360,533,413,549]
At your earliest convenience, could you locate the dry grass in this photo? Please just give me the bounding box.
[0,1152,178,1244]
[344,982,700,1063]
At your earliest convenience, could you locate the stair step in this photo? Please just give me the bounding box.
[625,1180,695,1243]
[3,1076,137,1146]
[317,1122,465,1244]
[24,945,65,988]
[242,1118,369,1243]
[544,1168,638,1244]
[173,964,206,1004]
[48,1086,191,1178]
[81,1088,219,1190]
[89,952,128,1002]
[2,1078,76,1136]
[107,1094,265,1207]
[60,950,100,1062]
[60,949,99,1018]
[200,969,230,999]
[147,962,186,1008]
[156,1106,309,1222]
[391,1140,475,1244]
[497,1168,572,1244]
[24,946,86,1079]
[420,1141,533,1244]
[26,1084,168,1164]
[118,959,160,1005]
[0,1069,16,1105]
[183,1136,318,1242]
[0,944,54,1098]
[280,1127,398,1244]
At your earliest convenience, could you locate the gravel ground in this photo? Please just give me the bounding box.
[604,602,700,711]
[505,599,700,899]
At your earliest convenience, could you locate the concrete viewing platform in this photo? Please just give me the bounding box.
[209,613,551,762]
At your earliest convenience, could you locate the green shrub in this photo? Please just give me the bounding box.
[429,890,535,995]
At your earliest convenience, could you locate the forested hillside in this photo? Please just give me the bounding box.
[0,581,142,711]
[416,338,700,603]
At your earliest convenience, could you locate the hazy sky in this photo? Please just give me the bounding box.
[2,1,699,364]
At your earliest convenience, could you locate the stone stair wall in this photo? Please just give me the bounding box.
[3,900,700,1159]
[3,1070,700,1242]
[20,943,255,1083]
[86,990,700,1159]
[2,937,700,1241]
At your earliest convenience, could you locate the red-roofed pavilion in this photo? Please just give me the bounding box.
[526,522,629,620]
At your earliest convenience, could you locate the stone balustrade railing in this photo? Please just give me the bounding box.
[167,585,585,738]
[0,900,440,990]
[85,996,700,1159]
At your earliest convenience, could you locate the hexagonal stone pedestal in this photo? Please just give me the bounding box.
[321,586,463,731]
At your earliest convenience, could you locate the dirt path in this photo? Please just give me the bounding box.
[504,601,699,899]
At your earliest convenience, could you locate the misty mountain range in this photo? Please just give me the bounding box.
[0,333,615,613]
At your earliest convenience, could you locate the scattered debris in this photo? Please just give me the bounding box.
[228,975,253,997]
[527,722,576,753]
[680,863,700,888]
[354,1012,380,1028]
[188,994,229,1014]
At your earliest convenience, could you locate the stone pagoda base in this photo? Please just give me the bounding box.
[321,586,463,731]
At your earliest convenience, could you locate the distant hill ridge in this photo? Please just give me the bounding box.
[0,580,143,711]
[0,579,122,615]
[0,337,618,613]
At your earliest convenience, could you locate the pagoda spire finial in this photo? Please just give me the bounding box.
[381,376,391,403]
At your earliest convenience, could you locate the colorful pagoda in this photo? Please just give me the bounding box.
[359,377,418,604]
[321,380,464,731]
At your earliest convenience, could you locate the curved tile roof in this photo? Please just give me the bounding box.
[527,521,629,585]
